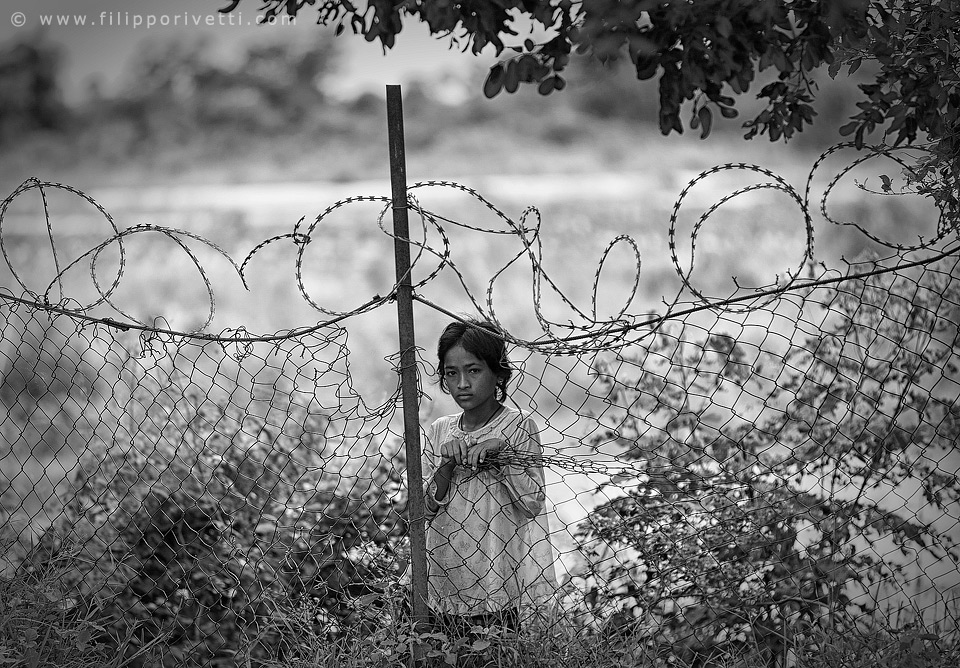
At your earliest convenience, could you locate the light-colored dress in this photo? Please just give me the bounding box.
[423,406,556,616]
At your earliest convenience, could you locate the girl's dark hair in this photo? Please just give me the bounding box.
[437,318,512,402]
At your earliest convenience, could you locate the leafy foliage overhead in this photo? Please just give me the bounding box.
[221,0,960,218]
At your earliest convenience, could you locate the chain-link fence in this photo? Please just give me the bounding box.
[1,149,959,668]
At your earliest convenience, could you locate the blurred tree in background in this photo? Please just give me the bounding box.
[234,0,959,218]
[0,32,69,140]
[98,37,339,144]
[0,32,342,172]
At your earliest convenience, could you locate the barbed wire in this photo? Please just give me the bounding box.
[2,144,949,348]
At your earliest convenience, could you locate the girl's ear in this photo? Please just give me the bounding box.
[497,373,509,400]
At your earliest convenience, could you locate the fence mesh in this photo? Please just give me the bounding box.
[1,148,959,667]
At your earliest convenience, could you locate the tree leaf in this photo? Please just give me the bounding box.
[504,58,520,93]
[839,121,859,136]
[698,106,713,138]
[483,63,505,98]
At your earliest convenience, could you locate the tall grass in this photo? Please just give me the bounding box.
[2,550,958,668]
[0,536,168,668]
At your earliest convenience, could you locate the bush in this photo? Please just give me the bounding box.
[17,361,408,667]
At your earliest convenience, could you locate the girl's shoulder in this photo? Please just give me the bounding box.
[431,413,461,426]
[429,413,461,436]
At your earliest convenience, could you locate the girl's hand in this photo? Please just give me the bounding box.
[439,438,469,465]
[466,438,506,470]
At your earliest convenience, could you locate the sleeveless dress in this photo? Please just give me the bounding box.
[423,406,556,616]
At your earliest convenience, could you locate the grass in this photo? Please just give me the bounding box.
[235,590,960,668]
[0,538,168,668]
[3,541,957,668]
[0,536,960,668]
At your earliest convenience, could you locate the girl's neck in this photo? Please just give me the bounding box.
[460,402,503,432]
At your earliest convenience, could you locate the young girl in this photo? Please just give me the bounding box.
[423,318,556,633]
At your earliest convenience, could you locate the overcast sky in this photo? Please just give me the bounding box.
[1,0,501,101]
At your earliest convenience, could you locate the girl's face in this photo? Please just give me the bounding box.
[442,344,501,414]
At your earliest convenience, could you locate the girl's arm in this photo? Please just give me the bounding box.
[425,458,457,513]
[422,419,462,517]
[422,423,448,518]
